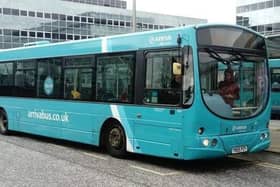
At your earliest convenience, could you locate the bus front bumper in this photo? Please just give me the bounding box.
[183,130,270,160]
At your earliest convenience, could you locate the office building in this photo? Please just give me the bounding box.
[0,0,206,49]
[236,0,280,36]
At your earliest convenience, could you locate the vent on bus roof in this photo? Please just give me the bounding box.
[24,41,50,47]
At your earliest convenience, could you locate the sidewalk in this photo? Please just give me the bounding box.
[267,120,280,153]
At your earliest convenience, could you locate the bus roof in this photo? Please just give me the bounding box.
[0,24,262,62]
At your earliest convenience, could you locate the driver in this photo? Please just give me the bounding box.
[218,68,240,107]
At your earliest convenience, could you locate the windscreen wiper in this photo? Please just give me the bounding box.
[203,47,231,65]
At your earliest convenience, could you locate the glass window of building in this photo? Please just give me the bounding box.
[45,13,51,19]
[67,15,73,21]
[29,31,36,37]
[21,31,28,37]
[11,9,19,16]
[74,16,80,22]
[45,32,51,38]
[88,17,93,23]
[52,13,59,20]
[29,11,35,17]
[37,12,43,18]
[3,8,11,15]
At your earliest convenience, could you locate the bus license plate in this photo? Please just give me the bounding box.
[232,145,248,154]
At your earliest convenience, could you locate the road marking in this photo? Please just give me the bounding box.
[83,152,108,160]
[256,162,280,170]
[130,165,179,176]
[230,155,280,170]
[47,143,66,149]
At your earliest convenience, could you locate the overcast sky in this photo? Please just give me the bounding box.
[127,0,236,23]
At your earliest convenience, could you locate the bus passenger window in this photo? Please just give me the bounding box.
[144,50,181,105]
[15,60,36,97]
[63,56,93,100]
[96,53,135,103]
[271,68,280,92]
[37,59,62,98]
[0,62,14,96]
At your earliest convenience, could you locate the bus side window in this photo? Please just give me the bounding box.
[144,50,181,105]
[63,56,93,100]
[271,68,280,92]
[37,58,62,98]
[96,53,135,103]
[0,62,14,96]
[15,60,36,97]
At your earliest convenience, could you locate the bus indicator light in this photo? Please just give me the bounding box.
[198,127,204,135]
[211,139,218,146]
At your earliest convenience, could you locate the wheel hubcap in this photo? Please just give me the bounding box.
[109,127,123,149]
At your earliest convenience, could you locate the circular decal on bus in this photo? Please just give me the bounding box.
[44,76,54,95]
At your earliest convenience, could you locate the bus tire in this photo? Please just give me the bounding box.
[0,110,9,135]
[104,121,126,158]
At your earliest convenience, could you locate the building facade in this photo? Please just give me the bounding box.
[0,0,206,49]
[236,0,280,36]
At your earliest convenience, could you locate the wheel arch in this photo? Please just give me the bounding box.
[0,107,9,134]
[99,117,125,148]
[0,107,8,120]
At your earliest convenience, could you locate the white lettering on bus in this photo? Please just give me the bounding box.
[232,125,247,131]
[27,110,69,123]
[149,35,172,45]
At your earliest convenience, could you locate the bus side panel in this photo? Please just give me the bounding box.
[132,107,184,159]
[0,98,100,145]
[60,102,110,145]
[11,98,62,138]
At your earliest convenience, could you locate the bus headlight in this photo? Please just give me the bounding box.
[202,139,209,147]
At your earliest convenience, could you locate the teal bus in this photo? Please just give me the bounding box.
[0,24,271,160]
[267,35,280,118]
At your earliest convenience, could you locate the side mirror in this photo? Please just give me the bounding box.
[173,62,182,75]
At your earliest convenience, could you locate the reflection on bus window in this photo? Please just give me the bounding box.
[15,60,36,97]
[144,50,181,105]
[271,68,280,92]
[37,59,62,98]
[199,49,268,119]
[96,54,135,103]
[63,57,93,100]
[0,62,14,96]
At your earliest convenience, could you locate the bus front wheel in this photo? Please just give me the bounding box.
[0,111,9,135]
[104,122,126,158]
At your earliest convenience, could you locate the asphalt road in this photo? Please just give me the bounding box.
[0,128,280,186]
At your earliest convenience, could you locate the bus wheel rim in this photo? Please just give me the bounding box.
[108,127,123,149]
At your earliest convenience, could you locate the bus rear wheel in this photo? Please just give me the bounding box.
[0,111,9,135]
[104,122,126,158]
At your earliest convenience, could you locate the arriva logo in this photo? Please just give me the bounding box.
[149,35,172,45]
[232,125,247,132]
